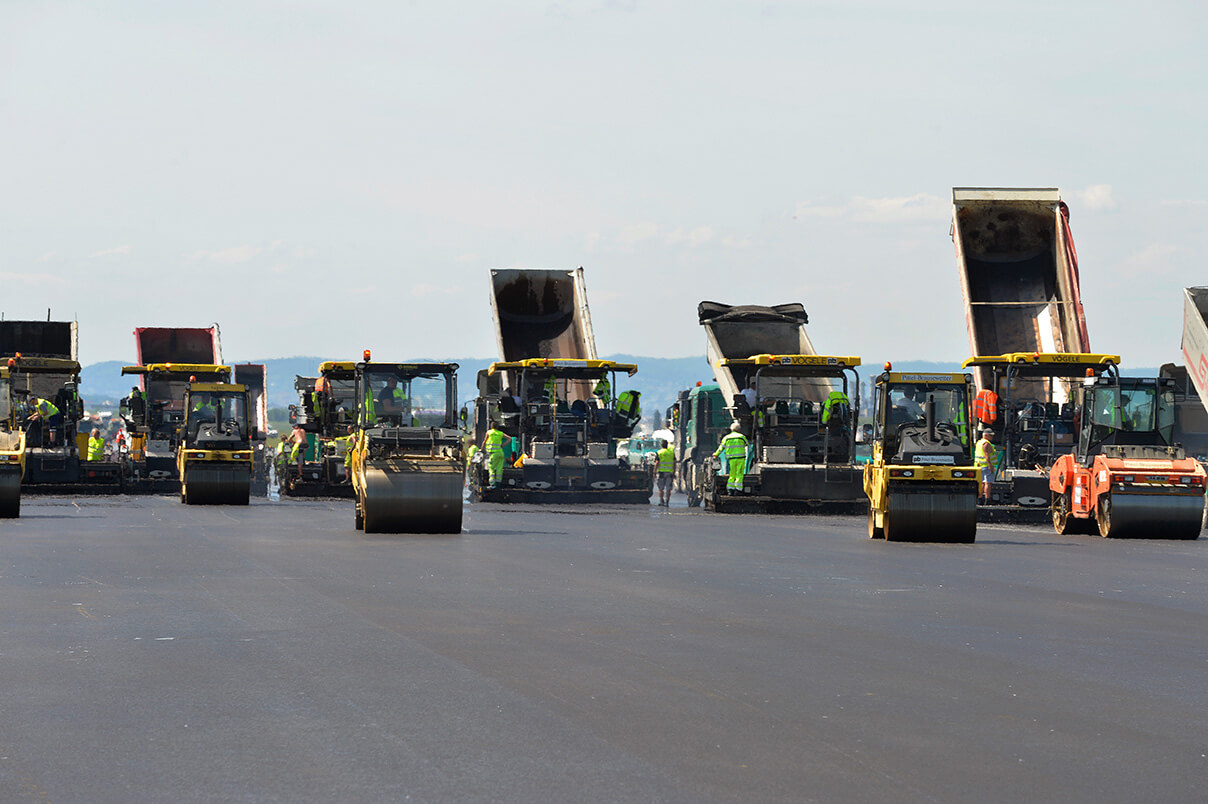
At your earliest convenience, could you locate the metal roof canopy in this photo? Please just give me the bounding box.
[961,352,1120,378]
[488,358,637,377]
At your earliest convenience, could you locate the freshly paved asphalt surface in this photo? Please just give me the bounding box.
[1,492,1206,802]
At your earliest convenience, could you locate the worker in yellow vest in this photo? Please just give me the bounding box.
[87,428,105,461]
[482,420,512,488]
[974,427,998,504]
[654,439,675,506]
[714,422,750,493]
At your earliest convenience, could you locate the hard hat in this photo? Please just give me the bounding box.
[730,422,741,432]
[979,426,991,436]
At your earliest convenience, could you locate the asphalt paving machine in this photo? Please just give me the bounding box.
[120,363,232,492]
[0,365,25,517]
[699,354,864,513]
[864,368,979,543]
[467,358,652,503]
[1049,373,1205,539]
[960,352,1119,519]
[1,320,121,492]
[349,355,464,533]
[283,363,359,497]
[177,380,255,505]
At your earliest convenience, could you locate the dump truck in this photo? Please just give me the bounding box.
[233,364,269,495]
[120,363,232,491]
[864,368,979,543]
[489,267,597,362]
[466,359,652,503]
[0,320,121,492]
[695,302,864,512]
[960,352,1120,518]
[282,364,358,497]
[177,381,254,505]
[1172,287,1208,458]
[349,354,464,533]
[668,382,728,507]
[1049,373,1205,539]
[0,365,25,517]
[952,188,1092,393]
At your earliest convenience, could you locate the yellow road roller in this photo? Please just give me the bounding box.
[349,353,464,533]
[864,366,978,543]
[177,380,255,505]
[0,365,25,517]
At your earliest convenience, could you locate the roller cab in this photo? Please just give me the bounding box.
[0,367,26,517]
[1049,375,1205,539]
[702,354,865,513]
[960,353,1119,520]
[864,370,979,543]
[176,381,254,505]
[466,359,653,504]
[349,359,464,533]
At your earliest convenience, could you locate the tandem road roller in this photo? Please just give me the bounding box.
[864,367,979,543]
[349,354,464,533]
[0,365,26,517]
[1049,373,1205,539]
[177,380,255,505]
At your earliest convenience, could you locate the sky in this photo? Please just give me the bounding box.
[2,1,1206,370]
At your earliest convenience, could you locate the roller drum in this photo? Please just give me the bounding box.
[1098,491,1203,540]
[361,460,463,534]
[183,464,251,505]
[0,468,21,518]
[884,486,976,543]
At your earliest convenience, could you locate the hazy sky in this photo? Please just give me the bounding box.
[2,1,1205,370]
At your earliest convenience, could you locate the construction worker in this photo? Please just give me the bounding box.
[482,420,511,488]
[593,376,612,404]
[191,393,219,422]
[616,390,641,430]
[544,375,559,404]
[342,426,356,479]
[87,428,105,462]
[714,422,750,494]
[377,377,410,423]
[288,424,309,472]
[25,396,61,446]
[654,438,675,506]
[821,390,850,426]
[975,427,998,505]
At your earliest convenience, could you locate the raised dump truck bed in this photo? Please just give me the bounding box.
[952,188,1090,390]
[700,302,819,402]
[135,326,222,365]
[489,268,597,362]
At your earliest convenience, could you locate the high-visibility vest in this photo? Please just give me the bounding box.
[972,389,998,424]
[821,391,850,424]
[363,387,377,425]
[617,391,640,420]
[87,436,104,461]
[716,432,748,461]
[484,429,506,455]
[655,446,675,473]
[975,437,997,469]
[593,378,611,401]
[955,402,969,444]
[544,376,558,402]
[34,398,59,418]
[192,398,218,416]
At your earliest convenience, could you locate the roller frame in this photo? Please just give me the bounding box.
[182,462,251,506]
[0,467,21,518]
[882,484,977,543]
[358,458,463,534]
[1096,490,1203,540]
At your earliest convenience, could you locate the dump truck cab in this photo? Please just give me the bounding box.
[960,352,1120,514]
[121,363,231,489]
[1050,374,1205,538]
[701,354,865,513]
[177,382,254,505]
[864,369,978,542]
[669,382,728,507]
[0,366,26,517]
[467,358,653,503]
[349,357,464,533]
